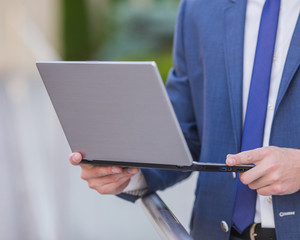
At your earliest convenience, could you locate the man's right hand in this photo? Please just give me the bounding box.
[69,152,139,195]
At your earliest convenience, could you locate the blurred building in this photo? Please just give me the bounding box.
[0,0,60,74]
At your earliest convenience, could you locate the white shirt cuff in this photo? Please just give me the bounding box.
[123,170,148,196]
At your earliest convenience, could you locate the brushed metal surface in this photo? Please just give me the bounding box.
[140,193,193,240]
[37,61,193,166]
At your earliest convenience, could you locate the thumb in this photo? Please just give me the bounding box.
[69,152,82,165]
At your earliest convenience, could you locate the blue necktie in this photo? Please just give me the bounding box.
[231,0,280,234]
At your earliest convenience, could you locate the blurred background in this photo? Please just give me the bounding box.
[0,0,197,239]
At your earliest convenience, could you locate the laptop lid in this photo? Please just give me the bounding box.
[37,61,193,167]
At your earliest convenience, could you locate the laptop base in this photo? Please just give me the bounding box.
[81,159,253,172]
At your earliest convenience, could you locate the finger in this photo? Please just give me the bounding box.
[239,161,270,185]
[226,147,267,166]
[256,186,273,196]
[87,173,132,189]
[79,163,95,171]
[248,168,281,190]
[95,177,131,195]
[69,152,83,165]
[256,184,287,196]
[81,166,123,180]
[248,175,273,191]
[124,168,139,175]
[81,166,139,180]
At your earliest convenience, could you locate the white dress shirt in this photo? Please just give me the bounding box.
[244,0,300,228]
[124,0,300,229]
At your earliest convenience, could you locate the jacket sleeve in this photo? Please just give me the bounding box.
[167,0,201,163]
[118,0,201,203]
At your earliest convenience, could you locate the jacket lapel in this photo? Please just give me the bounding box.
[275,14,300,112]
[224,0,247,151]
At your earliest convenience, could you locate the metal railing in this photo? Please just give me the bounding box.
[140,193,193,240]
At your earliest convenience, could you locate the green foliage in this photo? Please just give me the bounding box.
[61,0,91,60]
[97,1,179,82]
[61,0,180,81]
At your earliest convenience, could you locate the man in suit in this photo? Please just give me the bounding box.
[70,0,300,239]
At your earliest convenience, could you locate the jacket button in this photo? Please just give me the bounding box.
[220,221,229,233]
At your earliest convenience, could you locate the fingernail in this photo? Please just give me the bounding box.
[112,167,122,174]
[227,158,236,165]
[72,154,81,163]
[128,168,138,174]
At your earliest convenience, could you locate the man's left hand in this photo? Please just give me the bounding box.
[226,146,300,196]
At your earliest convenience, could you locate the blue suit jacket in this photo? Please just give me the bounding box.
[120,0,300,239]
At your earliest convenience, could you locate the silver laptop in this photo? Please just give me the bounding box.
[37,61,251,172]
